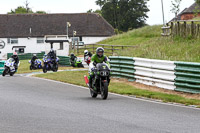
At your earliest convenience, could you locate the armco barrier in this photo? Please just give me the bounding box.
[0,61,5,75]
[109,56,135,81]
[109,56,200,94]
[175,62,200,93]
[58,56,70,66]
[133,58,176,90]
[7,52,45,60]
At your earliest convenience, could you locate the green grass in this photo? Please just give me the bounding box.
[35,71,200,106]
[98,25,200,62]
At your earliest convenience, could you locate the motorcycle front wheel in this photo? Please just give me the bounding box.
[43,64,47,73]
[101,82,108,100]
[90,89,98,98]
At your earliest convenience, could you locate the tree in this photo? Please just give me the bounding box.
[97,0,149,32]
[170,0,182,21]
[87,9,102,15]
[8,6,33,14]
[8,0,46,14]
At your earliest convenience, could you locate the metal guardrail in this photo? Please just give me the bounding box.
[58,56,70,66]
[174,62,200,94]
[109,56,135,81]
[0,61,5,75]
[109,56,200,94]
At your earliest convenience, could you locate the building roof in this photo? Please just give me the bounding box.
[182,2,200,14]
[0,13,115,38]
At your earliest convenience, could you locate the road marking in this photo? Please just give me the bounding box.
[28,76,200,110]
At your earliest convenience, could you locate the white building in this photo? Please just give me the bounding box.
[0,13,114,59]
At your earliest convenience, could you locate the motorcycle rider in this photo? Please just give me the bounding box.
[47,49,56,62]
[31,54,38,67]
[11,52,19,71]
[84,50,92,65]
[70,53,77,67]
[89,47,110,89]
[84,50,92,58]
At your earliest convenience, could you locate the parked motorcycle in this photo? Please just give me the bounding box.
[43,56,59,73]
[2,58,20,76]
[29,59,43,70]
[84,55,91,66]
[84,63,111,100]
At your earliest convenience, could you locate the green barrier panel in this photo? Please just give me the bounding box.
[58,56,70,66]
[7,52,45,60]
[174,61,200,94]
[0,61,5,75]
[109,56,135,81]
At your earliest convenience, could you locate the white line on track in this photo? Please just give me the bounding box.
[28,75,200,111]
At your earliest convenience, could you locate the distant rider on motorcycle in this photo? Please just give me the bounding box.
[70,53,77,67]
[89,47,110,89]
[31,54,38,67]
[84,50,92,58]
[11,52,19,71]
[48,49,56,61]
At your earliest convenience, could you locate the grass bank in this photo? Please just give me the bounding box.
[35,71,200,107]
[98,25,200,62]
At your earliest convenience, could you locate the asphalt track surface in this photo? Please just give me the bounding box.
[0,75,200,133]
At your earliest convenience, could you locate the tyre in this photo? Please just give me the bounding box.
[53,64,58,72]
[10,73,14,76]
[101,82,108,100]
[30,65,33,70]
[90,89,98,98]
[2,70,6,77]
[43,65,47,73]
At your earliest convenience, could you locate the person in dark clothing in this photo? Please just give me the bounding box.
[48,49,56,60]
[31,54,38,67]
[70,53,77,67]
[11,52,19,71]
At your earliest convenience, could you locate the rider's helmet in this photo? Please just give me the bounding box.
[33,54,37,57]
[96,47,104,58]
[12,52,18,58]
[70,53,75,57]
[84,50,89,55]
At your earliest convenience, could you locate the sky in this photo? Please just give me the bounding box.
[0,0,195,25]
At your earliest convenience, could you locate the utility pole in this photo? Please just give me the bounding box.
[161,0,165,26]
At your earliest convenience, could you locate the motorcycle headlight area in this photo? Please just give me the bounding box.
[99,71,109,76]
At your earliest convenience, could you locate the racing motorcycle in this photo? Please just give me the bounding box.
[43,56,59,73]
[84,55,91,66]
[84,63,111,100]
[2,58,20,76]
[71,58,84,68]
[29,59,43,70]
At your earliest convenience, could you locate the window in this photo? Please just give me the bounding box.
[7,38,10,43]
[37,38,44,43]
[60,43,63,50]
[7,38,18,44]
[11,38,18,44]
[79,36,82,41]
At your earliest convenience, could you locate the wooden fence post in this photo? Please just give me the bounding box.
[191,21,194,38]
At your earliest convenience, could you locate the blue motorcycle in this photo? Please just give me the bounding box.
[29,59,43,70]
[43,55,59,73]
